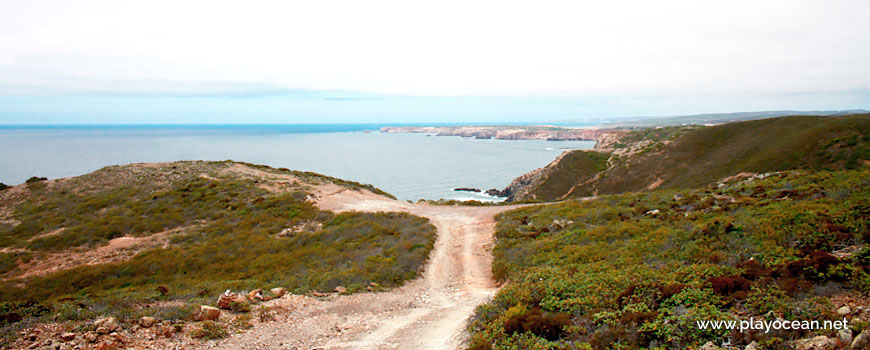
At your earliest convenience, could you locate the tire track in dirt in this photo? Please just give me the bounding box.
[209,186,525,350]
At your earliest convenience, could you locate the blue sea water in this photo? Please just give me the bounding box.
[0,124,595,201]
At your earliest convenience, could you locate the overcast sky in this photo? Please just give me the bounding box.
[1,0,869,123]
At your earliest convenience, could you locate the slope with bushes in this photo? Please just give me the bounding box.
[0,161,434,346]
[507,114,870,202]
[470,167,870,349]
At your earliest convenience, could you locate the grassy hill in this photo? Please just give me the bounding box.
[501,150,609,201]
[470,167,870,349]
[0,161,434,346]
[508,114,870,202]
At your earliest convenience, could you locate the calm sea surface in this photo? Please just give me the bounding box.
[0,125,594,201]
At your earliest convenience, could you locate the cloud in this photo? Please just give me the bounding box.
[0,0,869,98]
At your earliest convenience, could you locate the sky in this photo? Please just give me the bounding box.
[1,0,869,124]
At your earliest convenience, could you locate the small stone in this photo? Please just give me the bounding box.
[196,305,220,321]
[108,332,124,342]
[854,330,870,349]
[139,316,158,328]
[217,290,248,309]
[93,317,118,332]
[84,331,98,343]
[248,289,264,302]
[744,341,759,350]
[60,332,75,341]
[838,328,853,345]
[334,286,347,294]
[270,287,286,298]
[793,336,836,350]
[700,341,720,350]
[95,327,110,335]
[837,305,852,316]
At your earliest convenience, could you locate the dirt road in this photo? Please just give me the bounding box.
[210,186,523,350]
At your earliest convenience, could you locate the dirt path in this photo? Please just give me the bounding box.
[210,187,525,350]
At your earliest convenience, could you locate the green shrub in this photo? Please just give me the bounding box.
[231,314,253,330]
[190,320,228,340]
[25,177,47,184]
[472,168,870,348]
[229,302,251,313]
[0,161,436,345]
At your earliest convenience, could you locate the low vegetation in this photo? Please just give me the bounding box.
[24,177,47,184]
[470,167,870,349]
[509,114,870,202]
[0,161,434,346]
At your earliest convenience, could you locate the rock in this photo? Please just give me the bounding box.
[217,290,248,309]
[793,336,837,350]
[270,287,286,298]
[369,282,379,287]
[700,341,721,350]
[334,286,347,294]
[108,332,124,342]
[645,209,660,216]
[93,317,118,332]
[485,189,504,197]
[60,332,75,341]
[138,316,158,328]
[196,305,220,321]
[838,305,852,316]
[95,327,110,335]
[838,328,853,345]
[248,289,264,302]
[312,291,330,297]
[453,188,481,193]
[854,330,870,349]
[84,331,98,343]
[744,341,759,350]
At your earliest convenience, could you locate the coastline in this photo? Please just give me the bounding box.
[380,125,614,141]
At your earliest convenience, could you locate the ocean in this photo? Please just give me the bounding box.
[0,124,595,201]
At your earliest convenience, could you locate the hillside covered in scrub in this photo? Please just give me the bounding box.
[504,114,870,202]
[0,161,435,348]
[470,167,870,349]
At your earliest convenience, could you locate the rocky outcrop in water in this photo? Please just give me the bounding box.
[454,188,482,193]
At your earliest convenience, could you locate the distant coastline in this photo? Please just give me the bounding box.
[380,125,613,141]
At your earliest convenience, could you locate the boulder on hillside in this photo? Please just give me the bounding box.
[270,287,287,298]
[138,316,158,328]
[248,289,265,302]
[195,305,220,321]
[217,290,249,309]
[93,317,118,332]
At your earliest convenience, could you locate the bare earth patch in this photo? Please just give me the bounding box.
[5,227,186,280]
